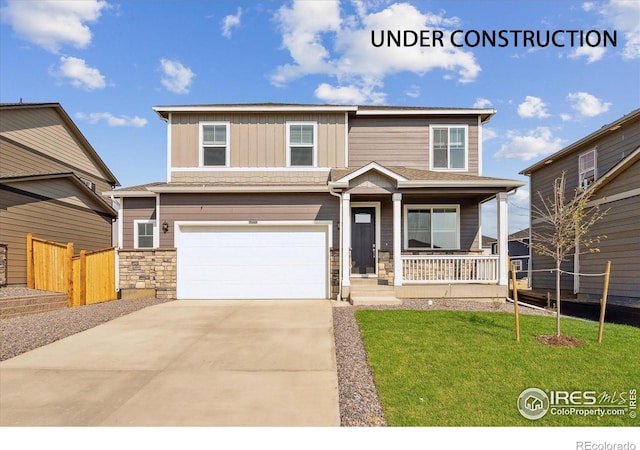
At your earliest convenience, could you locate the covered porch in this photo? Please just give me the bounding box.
[329,163,524,301]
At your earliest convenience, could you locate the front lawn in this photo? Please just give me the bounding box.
[356,310,639,426]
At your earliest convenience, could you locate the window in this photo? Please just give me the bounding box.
[79,177,95,191]
[431,125,467,170]
[404,205,459,249]
[579,149,597,188]
[200,122,230,167]
[287,122,316,167]
[134,220,156,249]
[511,259,523,273]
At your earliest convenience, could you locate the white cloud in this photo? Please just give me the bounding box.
[222,7,242,38]
[567,91,611,117]
[592,0,640,59]
[76,112,147,127]
[582,2,595,12]
[405,85,421,98]
[560,113,572,121]
[494,127,565,161]
[314,82,386,104]
[54,56,106,90]
[272,1,481,103]
[517,96,550,119]
[473,98,492,108]
[483,127,498,141]
[160,58,195,94]
[569,45,606,63]
[0,0,108,53]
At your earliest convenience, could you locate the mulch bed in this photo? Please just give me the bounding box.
[535,334,585,347]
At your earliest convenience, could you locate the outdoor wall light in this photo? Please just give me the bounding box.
[162,221,169,233]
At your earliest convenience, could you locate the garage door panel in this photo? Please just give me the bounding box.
[176,225,328,299]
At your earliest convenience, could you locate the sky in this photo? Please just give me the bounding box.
[1,0,639,238]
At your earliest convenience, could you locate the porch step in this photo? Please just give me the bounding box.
[0,288,68,318]
[350,296,402,306]
[349,279,401,305]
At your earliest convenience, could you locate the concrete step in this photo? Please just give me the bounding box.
[0,292,68,318]
[350,296,402,306]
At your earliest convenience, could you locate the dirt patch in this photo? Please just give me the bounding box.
[536,334,585,347]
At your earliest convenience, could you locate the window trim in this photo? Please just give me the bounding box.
[199,121,230,168]
[511,259,523,273]
[286,121,318,168]
[578,148,597,189]
[134,219,157,249]
[403,204,461,250]
[429,124,469,172]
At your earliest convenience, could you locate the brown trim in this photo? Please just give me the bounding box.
[0,135,117,187]
[0,184,116,220]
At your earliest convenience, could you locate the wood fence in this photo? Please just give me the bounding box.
[26,233,117,307]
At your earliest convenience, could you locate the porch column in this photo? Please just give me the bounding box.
[497,192,509,286]
[341,193,351,289]
[393,193,402,286]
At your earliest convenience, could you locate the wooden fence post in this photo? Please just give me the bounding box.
[26,233,34,289]
[66,242,74,307]
[511,263,520,343]
[597,261,611,344]
[79,250,87,306]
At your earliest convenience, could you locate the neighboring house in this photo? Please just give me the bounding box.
[481,235,496,255]
[111,103,524,301]
[490,228,530,280]
[0,103,120,285]
[521,108,640,307]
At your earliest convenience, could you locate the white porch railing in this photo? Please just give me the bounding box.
[402,254,499,284]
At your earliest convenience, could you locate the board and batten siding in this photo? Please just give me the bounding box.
[122,197,156,249]
[0,179,113,284]
[170,113,346,173]
[347,116,480,174]
[0,108,112,184]
[157,193,339,248]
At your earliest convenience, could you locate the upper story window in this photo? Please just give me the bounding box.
[287,122,317,167]
[430,125,468,171]
[404,205,460,250]
[579,148,597,189]
[200,122,230,167]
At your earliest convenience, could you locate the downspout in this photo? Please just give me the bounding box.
[329,186,343,301]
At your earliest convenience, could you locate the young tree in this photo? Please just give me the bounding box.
[529,171,608,337]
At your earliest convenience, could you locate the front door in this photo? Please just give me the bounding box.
[351,207,376,275]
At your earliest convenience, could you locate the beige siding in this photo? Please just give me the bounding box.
[170,170,330,185]
[122,197,156,248]
[157,193,339,248]
[0,108,111,182]
[0,180,113,285]
[170,113,346,171]
[348,116,479,174]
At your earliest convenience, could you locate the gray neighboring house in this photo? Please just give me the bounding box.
[521,108,640,307]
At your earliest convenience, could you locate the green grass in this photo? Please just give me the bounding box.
[355,310,639,426]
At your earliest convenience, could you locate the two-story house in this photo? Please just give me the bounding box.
[111,103,524,301]
[0,102,120,286]
[521,108,640,307]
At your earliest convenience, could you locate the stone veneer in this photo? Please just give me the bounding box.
[377,250,395,285]
[0,243,6,286]
[118,248,177,299]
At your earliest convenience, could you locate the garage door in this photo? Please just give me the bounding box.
[176,224,328,299]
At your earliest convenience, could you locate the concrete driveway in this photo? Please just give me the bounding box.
[0,300,340,426]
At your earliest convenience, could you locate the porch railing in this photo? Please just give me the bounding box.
[402,254,499,284]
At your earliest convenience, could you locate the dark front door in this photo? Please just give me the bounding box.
[351,207,376,275]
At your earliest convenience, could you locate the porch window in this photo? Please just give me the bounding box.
[431,125,467,170]
[287,122,317,167]
[404,205,459,249]
[578,148,597,189]
[200,122,230,167]
[134,220,156,249]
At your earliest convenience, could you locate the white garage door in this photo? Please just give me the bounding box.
[176,224,328,299]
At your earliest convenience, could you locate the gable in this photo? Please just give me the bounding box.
[0,106,118,187]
